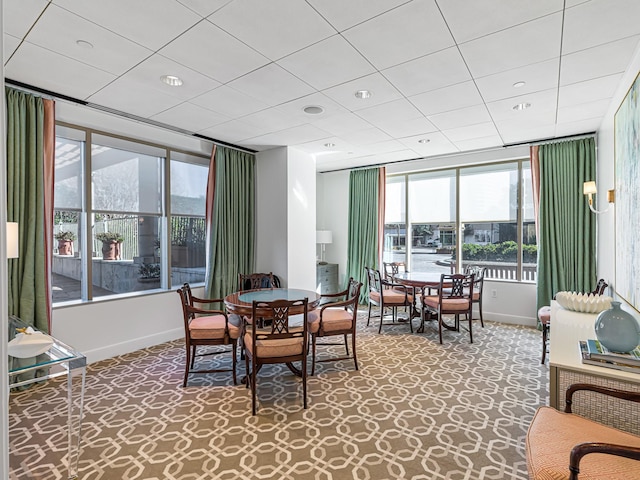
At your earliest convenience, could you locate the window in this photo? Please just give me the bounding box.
[52,125,210,303]
[385,160,536,281]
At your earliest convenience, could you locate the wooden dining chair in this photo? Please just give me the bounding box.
[238,272,276,291]
[464,265,487,328]
[244,297,309,415]
[365,267,414,333]
[176,283,241,386]
[421,273,475,344]
[307,277,362,375]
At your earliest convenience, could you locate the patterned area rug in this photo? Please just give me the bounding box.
[9,313,548,479]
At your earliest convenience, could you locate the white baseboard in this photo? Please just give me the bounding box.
[83,328,183,364]
[485,311,537,328]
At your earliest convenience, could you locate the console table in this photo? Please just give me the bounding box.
[8,315,86,480]
[549,301,640,434]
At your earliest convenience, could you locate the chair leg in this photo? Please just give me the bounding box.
[231,340,237,385]
[478,299,485,328]
[183,342,192,387]
[541,324,548,364]
[468,313,473,343]
[311,334,317,376]
[438,310,443,344]
[367,303,372,326]
[378,305,384,334]
[245,352,250,389]
[343,334,349,356]
[302,354,308,410]
[251,358,258,415]
[352,333,358,371]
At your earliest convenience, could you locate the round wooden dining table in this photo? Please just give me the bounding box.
[224,287,322,316]
[392,272,450,333]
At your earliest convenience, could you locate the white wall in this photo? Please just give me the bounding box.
[595,41,640,306]
[256,147,316,290]
[316,146,538,327]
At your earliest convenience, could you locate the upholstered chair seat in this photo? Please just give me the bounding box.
[307,307,353,334]
[423,295,471,312]
[369,289,414,305]
[243,333,304,358]
[190,314,241,340]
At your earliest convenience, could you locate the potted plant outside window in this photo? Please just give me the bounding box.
[96,232,123,260]
[54,231,76,256]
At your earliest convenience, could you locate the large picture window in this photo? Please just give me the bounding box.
[52,125,209,304]
[385,160,536,281]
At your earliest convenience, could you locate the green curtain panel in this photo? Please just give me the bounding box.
[536,137,596,313]
[205,146,256,299]
[6,87,50,332]
[345,168,381,303]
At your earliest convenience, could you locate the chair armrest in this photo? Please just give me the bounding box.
[565,383,640,413]
[381,280,410,293]
[319,287,349,301]
[569,442,640,480]
[190,295,224,305]
[186,305,227,318]
[319,297,355,313]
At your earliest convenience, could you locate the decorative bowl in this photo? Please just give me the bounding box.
[555,291,613,314]
[8,328,54,358]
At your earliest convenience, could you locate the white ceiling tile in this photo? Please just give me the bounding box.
[53,0,201,50]
[25,4,153,75]
[151,102,228,132]
[160,20,269,84]
[460,13,563,78]
[4,34,21,64]
[208,0,335,60]
[199,119,262,143]
[560,36,640,86]
[322,73,404,111]
[306,0,411,32]
[277,35,375,90]
[555,117,602,137]
[118,54,221,101]
[563,0,640,54]
[497,124,556,144]
[453,135,504,152]
[382,47,471,97]
[88,79,183,118]
[400,132,459,156]
[5,41,116,100]
[341,127,393,145]
[193,86,270,118]
[443,122,499,142]
[273,92,349,125]
[474,59,560,103]
[343,1,454,70]
[241,124,332,148]
[410,81,484,116]
[312,112,374,137]
[241,108,307,134]
[356,98,423,125]
[558,74,622,108]
[176,0,233,17]
[486,89,557,122]
[428,105,493,131]
[226,63,315,107]
[556,98,611,124]
[376,117,438,139]
[4,0,49,38]
[295,136,356,157]
[439,0,563,44]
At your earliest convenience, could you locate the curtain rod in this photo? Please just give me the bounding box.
[320,131,597,174]
[5,78,257,155]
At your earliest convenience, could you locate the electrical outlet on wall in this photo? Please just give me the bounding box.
[491,289,498,298]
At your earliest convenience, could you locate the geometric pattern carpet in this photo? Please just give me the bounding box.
[9,313,548,479]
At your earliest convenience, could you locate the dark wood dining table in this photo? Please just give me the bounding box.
[392,272,450,333]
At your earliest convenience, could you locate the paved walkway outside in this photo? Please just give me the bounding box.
[52,273,114,302]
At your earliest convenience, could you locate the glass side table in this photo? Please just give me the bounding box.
[8,315,87,480]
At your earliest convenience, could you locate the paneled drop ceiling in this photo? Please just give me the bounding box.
[4,0,640,171]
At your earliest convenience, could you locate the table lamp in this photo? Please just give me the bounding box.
[316,230,332,265]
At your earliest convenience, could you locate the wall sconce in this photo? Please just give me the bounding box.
[316,230,333,265]
[583,181,615,214]
[7,222,19,258]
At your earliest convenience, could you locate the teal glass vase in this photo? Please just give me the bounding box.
[594,301,640,353]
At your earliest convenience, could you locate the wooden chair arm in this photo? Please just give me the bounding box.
[319,296,356,313]
[318,287,349,301]
[381,280,410,294]
[569,442,640,480]
[190,295,224,305]
[186,305,228,318]
[565,383,640,413]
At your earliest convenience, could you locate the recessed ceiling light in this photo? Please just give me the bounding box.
[355,90,372,99]
[75,40,94,49]
[160,75,183,87]
[513,81,526,88]
[324,142,336,147]
[418,139,430,144]
[303,105,324,115]
[513,102,531,111]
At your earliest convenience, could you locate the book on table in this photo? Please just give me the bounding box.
[584,339,640,366]
[579,340,640,374]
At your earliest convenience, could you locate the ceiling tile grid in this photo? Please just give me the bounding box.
[3,0,640,171]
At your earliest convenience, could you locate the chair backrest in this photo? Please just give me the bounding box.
[176,284,193,325]
[250,298,308,356]
[383,262,407,282]
[239,272,276,291]
[345,277,363,312]
[592,278,608,296]
[464,265,486,293]
[439,273,475,304]
[365,267,383,295]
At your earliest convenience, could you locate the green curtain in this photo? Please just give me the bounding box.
[6,87,49,332]
[345,168,381,303]
[205,146,256,299]
[536,137,596,313]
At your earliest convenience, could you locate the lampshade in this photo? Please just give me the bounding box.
[316,230,333,244]
[7,222,19,258]
[583,181,597,195]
